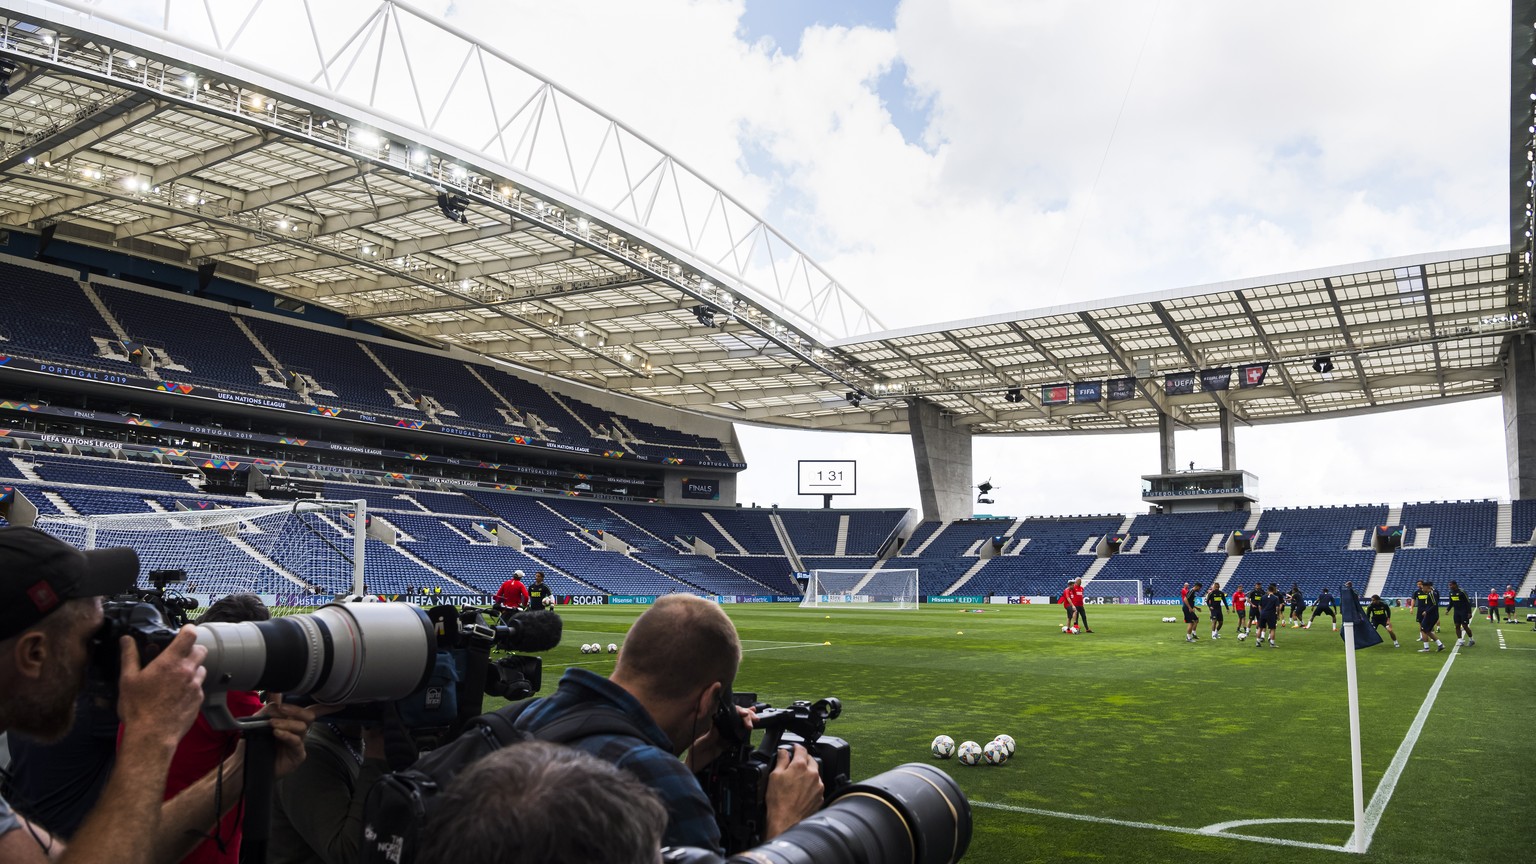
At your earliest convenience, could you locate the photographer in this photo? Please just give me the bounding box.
[516,594,822,855]
[0,527,313,864]
[268,719,389,864]
[417,741,665,864]
[154,595,272,864]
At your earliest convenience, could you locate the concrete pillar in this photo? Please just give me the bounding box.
[1158,413,1176,474]
[1219,405,1237,471]
[1504,335,1536,499]
[908,397,973,523]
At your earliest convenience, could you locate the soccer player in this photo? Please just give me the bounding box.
[1232,584,1249,634]
[1059,583,1077,632]
[527,571,554,611]
[495,569,530,615]
[1412,580,1430,647]
[1308,587,1338,631]
[1365,594,1400,647]
[1286,583,1305,628]
[1205,582,1227,639]
[1504,585,1518,623]
[1487,587,1501,623]
[1446,579,1474,647]
[1182,582,1202,642]
[1417,580,1445,653]
[1071,577,1092,633]
[1255,583,1281,648]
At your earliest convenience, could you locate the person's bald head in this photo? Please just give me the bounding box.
[613,594,740,702]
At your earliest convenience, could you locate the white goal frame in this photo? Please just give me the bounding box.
[1081,578,1145,605]
[799,568,919,610]
[35,499,369,596]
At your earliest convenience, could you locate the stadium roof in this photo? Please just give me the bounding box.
[0,2,1528,436]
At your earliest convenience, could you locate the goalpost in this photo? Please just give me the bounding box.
[800,568,920,610]
[1082,578,1144,605]
[35,499,369,597]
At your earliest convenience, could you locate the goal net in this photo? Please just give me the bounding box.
[35,499,368,599]
[1081,578,1144,605]
[800,569,919,610]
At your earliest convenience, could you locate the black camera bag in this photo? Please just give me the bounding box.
[360,698,649,864]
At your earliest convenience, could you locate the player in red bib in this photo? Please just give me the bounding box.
[494,569,530,615]
[1232,586,1249,635]
[1487,588,1501,623]
[1070,578,1092,633]
[1503,585,1518,623]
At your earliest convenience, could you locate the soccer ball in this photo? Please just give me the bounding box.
[956,741,983,766]
[983,741,1007,765]
[1161,616,1175,623]
[1068,626,1080,634]
[930,735,956,759]
[607,643,619,653]
[992,734,1016,757]
[1060,624,1069,633]
[580,643,592,654]
[1237,631,1247,642]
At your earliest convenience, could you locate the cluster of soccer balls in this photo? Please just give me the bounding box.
[930,734,1014,767]
[1059,624,1081,634]
[580,643,619,654]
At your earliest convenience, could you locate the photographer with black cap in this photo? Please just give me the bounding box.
[0,526,314,864]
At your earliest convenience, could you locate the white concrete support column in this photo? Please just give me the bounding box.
[908,397,973,523]
[1504,334,1536,499]
[1219,405,1237,471]
[1158,413,1177,474]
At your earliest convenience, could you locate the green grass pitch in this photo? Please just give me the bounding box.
[517,603,1535,864]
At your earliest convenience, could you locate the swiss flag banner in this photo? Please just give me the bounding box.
[1239,363,1270,388]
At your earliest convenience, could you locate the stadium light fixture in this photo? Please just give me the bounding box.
[845,391,863,407]
[1313,354,1334,374]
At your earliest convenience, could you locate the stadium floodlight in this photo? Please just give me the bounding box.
[1313,354,1334,373]
[1004,388,1022,403]
[691,305,716,327]
[845,390,862,407]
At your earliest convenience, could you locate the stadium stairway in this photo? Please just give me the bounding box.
[77,283,151,376]
[701,512,748,554]
[942,559,988,595]
[770,514,805,572]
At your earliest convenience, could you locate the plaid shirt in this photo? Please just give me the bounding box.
[519,667,723,854]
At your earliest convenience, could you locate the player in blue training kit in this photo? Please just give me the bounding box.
[1445,579,1474,647]
[1183,582,1203,642]
[1365,595,1400,648]
[1307,587,1338,631]
[1205,584,1227,640]
[1416,580,1445,653]
[1255,583,1281,648]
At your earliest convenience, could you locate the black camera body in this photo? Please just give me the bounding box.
[700,694,851,853]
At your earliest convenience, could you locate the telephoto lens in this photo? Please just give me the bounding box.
[194,602,437,728]
[663,761,971,864]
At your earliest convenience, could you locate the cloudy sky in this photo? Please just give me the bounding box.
[118,0,1514,516]
[433,0,1508,516]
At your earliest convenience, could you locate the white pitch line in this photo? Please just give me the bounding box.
[1202,817,1354,834]
[742,642,826,653]
[1497,629,1506,650]
[971,801,1353,854]
[1346,643,1458,852]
